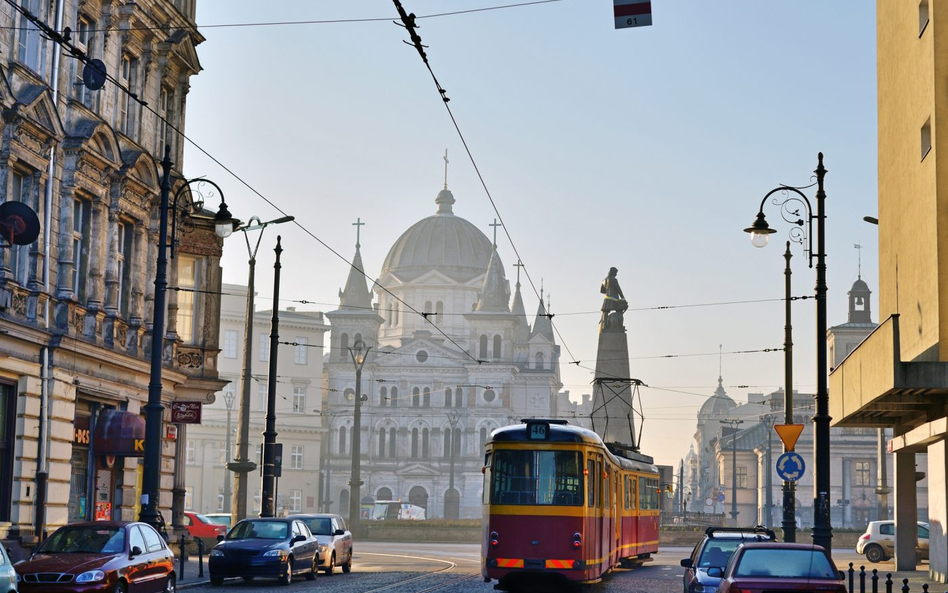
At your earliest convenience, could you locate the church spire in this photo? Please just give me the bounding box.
[436,150,456,215]
[511,260,529,339]
[530,281,555,341]
[338,220,373,310]
[475,245,510,312]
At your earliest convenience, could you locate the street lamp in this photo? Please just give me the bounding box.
[230,215,294,523]
[446,409,460,519]
[744,152,831,552]
[140,147,236,532]
[723,418,743,524]
[221,390,235,513]
[260,236,285,518]
[347,339,370,533]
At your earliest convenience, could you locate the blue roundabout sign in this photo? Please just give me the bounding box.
[776,452,806,482]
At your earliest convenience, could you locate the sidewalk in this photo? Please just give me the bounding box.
[843,560,946,593]
[173,554,211,589]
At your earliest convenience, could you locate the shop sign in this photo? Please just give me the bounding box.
[171,401,202,424]
[74,415,91,446]
[95,502,111,521]
[94,410,147,457]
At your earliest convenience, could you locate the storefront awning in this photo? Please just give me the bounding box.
[93,410,146,456]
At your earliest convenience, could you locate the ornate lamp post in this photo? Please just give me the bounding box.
[744,152,831,552]
[140,147,235,531]
[229,215,294,522]
[347,339,370,533]
[221,389,235,513]
[446,409,460,519]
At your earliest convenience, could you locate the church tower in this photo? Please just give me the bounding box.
[827,259,877,369]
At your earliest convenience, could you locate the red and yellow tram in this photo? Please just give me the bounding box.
[481,419,660,589]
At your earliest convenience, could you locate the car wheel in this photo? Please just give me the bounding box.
[113,581,127,593]
[278,560,293,586]
[164,573,176,593]
[866,544,886,563]
[342,552,352,574]
[324,553,335,575]
[210,577,223,587]
[306,555,318,581]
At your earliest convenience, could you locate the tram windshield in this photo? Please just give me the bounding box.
[491,450,583,505]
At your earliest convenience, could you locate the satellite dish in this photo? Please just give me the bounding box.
[82,59,107,91]
[0,201,40,246]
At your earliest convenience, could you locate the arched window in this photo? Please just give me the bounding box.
[444,488,460,520]
[340,489,350,515]
[380,386,388,407]
[409,486,428,511]
[422,428,430,458]
[423,387,431,407]
[339,426,347,454]
[424,300,432,322]
[411,428,419,458]
[479,335,488,359]
[480,427,488,449]
[354,333,363,346]
[444,388,452,408]
[493,335,502,359]
[339,333,349,359]
[378,428,387,457]
[412,387,420,407]
[390,386,398,407]
[455,387,463,408]
[436,301,444,324]
[536,352,545,369]
[377,487,393,501]
[389,427,397,458]
[454,429,461,457]
[443,428,452,459]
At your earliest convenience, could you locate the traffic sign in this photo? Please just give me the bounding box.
[776,451,806,482]
[775,424,805,451]
[717,493,725,502]
[614,0,652,29]
[705,497,713,507]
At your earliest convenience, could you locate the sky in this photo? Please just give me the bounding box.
[183,0,878,469]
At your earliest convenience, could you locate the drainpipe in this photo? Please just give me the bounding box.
[35,0,65,541]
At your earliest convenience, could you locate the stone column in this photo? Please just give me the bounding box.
[893,449,918,570]
[104,210,120,314]
[842,459,852,528]
[55,188,76,299]
[927,439,947,583]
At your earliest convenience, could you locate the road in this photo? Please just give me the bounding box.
[183,543,885,593]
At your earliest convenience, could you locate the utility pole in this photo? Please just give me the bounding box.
[723,418,744,525]
[260,236,283,517]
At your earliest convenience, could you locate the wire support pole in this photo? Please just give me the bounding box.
[260,236,283,518]
[348,340,370,535]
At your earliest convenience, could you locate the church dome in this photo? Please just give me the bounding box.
[698,378,736,419]
[380,188,494,283]
[850,278,870,293]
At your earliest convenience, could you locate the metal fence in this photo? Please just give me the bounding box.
[846,563,946,593]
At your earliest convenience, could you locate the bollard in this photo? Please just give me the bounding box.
[861,566,867,593]
[872,568,879,593]
[197,538,205,578]
[886,573,893,593]
[179,535,187,582]
[922,584,928,593]
[902,578,910,593]
[850,563,856,593]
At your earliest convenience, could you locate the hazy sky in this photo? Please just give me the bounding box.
[183,1,878,468]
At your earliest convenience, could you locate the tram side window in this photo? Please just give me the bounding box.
[483,452,492,504]
[630,475,637,509]
[587,458,596,507]
[638,477,658,510]
[624,476,631,510]
[597,460,603,508]
[603,466,610,509]
[491,450,583,506]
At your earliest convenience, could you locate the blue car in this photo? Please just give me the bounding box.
[208,518,319,586]
[680,526,775,593]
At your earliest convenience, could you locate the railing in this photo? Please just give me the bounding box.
[660,511,726,527]
[846,563,945,593]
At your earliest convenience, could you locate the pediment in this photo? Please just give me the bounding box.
[11,84,65,141]
[0,67,13,110]
[395,463,442,477]
[376,338,466,369]
[66,119,122,170]
[165,30,202,76]
[411,269,462,286]
[119,147,158,193]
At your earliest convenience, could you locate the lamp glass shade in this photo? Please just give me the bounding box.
[750,232,770,248]
[216,221,234,238]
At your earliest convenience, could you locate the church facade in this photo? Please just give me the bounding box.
[322,184,586,519]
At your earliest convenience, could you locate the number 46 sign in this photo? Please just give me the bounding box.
[614,0,652,29]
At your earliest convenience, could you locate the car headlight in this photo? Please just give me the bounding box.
[75,570,106,583]
[209,550,224,557]
[263,550,288,559]
[691,585,716,593]
[318,544,329,552]
[15,573,20,583]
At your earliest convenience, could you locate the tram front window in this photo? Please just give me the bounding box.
[491,450,583,505]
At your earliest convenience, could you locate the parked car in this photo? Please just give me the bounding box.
[708,542,845,592]
[15,521,175,593]
[289,514,353,575]
[203,514,232,529]
[208,517,319,586]
[370,501,426,521]
[0,543,15,593]
[184,511,226,540]
[857,520,929,563]
[680,526,775,593]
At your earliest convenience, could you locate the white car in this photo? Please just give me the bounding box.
[290,513,353,575]
[856,520,929,562]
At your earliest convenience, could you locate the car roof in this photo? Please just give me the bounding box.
[287,514,337,520]
[238,517,290,523]
[738,542,824,551]
[706,533,772,539]
[57,521,132,528]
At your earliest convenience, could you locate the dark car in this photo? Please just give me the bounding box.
[680,526,775,593]
[288,514,353,575]
[15,521,175,593]
[208,518,318,586]
[708,542,846,593]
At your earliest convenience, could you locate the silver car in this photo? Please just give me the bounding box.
[289,514,353,575]
[0,545,14,592]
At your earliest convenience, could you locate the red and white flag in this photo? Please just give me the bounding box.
[614,0,652,29]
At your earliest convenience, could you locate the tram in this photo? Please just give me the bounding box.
[481,419,660,589]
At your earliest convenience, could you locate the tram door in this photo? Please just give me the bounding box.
[587,455,601,575]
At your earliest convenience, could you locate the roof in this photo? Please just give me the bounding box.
[698,377,736,418]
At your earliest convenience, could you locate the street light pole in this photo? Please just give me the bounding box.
[140,147,234,531]
[222,390,235,513]
[724,419,743,524]
[744,152,831,552]
[230,215,293,522]
[348,340,369,533]
[782,242,797,542]
[260,236,284,518]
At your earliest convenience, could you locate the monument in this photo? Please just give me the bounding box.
[590,267,642,450]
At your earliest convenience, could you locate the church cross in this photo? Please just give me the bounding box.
[513,259,524,286]
[443,149,449,189]
[489,218,502,247]
[353,217,365,249]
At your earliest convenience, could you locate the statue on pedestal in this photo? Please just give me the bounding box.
[600,267,628,330]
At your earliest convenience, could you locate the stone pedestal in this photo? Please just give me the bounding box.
[590,325,636,447]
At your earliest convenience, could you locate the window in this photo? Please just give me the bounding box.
[380,386,387,407]
[294,337,308,364]
[922,117,932,160]
[411,428,419,459]
[9,172,32,285]
[117,222,134,317]
[444,388,452,408]
[259,334,269,361]
[290,490,302,512]
[388,427,396,458]
[177,256,199,343]
[116,55,139,135]
[223,330,239,359]
[73,16,96,107]
[855,461,871,486]
[424,300,432,320]
[435,301,444,324]
[423,387,430,407]
[734,549,835,579]
[490,450,583,505]
[479,427,487,449]
[493,335,501,359]
[390,386,398,408]
[412,387,420,408]
[287,386,305,413]
[340,490,350,515]
[291,445,303,469]
[253,489,261,513]
[17,0,44,73]
[535,352,545,369]
[443,428,452,459]
[736,466,747,489]
[422,428,429,458]
[455,387,462,408]
[257,384,267,412]
[218,442,226,464]
[184,487,193,510]
[378,428,386,457]
[157,87,175,157]
[483,388,496,403]
[479,335,488,359]
[880,523,894,536]
[141,524,165,552]
[217,489,224,511]
[72,197,92,301]
[338,426,347,454]
[920,0,930,36]
[339,333,348,358]
[186,440,195,465]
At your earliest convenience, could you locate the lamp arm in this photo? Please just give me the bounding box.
[759,185,816,266]
[169,177,228,258]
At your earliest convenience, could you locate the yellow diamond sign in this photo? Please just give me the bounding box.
[774,424,805,451]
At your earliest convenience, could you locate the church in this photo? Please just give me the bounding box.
[321,179,586,520]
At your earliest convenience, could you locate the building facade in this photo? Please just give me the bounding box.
[323,183,588,520]
[183,284,328,516]
[0,0,221,550]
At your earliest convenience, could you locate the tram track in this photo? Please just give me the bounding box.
[356,551,481,593]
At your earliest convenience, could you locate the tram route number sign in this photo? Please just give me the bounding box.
[614,0,652,29]
[527,421,549,440]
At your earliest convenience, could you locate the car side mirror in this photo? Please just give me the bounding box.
[707,567,723,578]
[334,529,345,536]
[680,558,692,568]
[217,535,225,542]
[292,535,307,544]
[838,570,846,581]
[130,546,143,558]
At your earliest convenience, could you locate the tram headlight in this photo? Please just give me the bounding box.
[572,533,582,549]
[490,531,499,548]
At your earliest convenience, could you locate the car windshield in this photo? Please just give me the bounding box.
[734,549,837,579]
[228,520,288,540]
[697,539,743,568]
[194,513,213,524]
[302,518,333,536]
[39,527,125,554]
[205,516,230,526]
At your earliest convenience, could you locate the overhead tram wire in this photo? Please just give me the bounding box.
[4,0,486,366]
